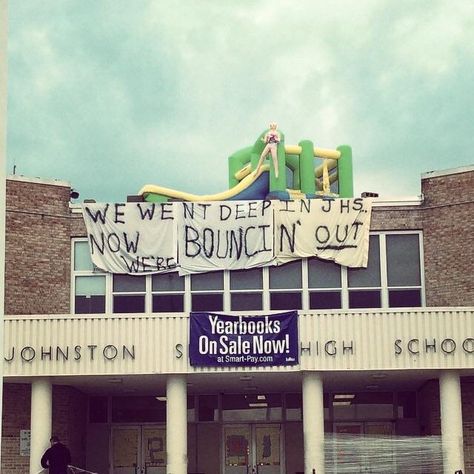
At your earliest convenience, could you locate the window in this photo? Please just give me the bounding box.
[308,258,342,309]
[72,232,423,314]
[191,271,224,312]
[152,272,185,313]
[332,392,394,420]
[73,240,106,314]
[222,394,282,422]
[75,276,106,314]
[269,261,302,310]
[386,234,422,307]
[348,235,381,309]
[111,396,166,423]
[113,275,146,313]
[230,268,263,311]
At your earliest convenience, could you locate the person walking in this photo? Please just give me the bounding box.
[41,435,72,474]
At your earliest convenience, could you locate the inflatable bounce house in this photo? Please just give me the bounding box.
[138,126,353,202]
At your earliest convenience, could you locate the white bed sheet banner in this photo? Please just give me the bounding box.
[82,198,372,275]
[177,200,274,273]
[274,198,372,268]
[82,202,177,274]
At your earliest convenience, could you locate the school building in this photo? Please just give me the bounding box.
[2,164,474,474]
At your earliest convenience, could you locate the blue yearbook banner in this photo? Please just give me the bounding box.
[189,311,299,367]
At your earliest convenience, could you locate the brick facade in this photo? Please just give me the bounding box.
[5,169,474,315]
[1,383,87,474]
[5,177,72,315]
[421,170,474,306]
[2,168,474,473]
[1,384,30,474]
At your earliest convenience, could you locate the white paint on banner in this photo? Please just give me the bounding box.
[274,198,373,267]
[82,203,177,274]
[177,200,274,274]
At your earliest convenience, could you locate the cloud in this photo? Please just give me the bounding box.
[6,0,474,202]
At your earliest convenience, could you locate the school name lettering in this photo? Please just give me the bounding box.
[4,344,136,363]
[300,340,355,356]
[395,338,474,355]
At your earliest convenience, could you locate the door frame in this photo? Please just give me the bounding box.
[110,424,166,474]
[221,423,285,474]
[110,425,141,474]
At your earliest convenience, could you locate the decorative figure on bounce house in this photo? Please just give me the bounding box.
[254,122,280,179]
[138,125,354,202]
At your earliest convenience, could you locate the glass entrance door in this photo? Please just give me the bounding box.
[111,426,166,474]
[142,427,166,474]
[112,426,140,474]
[224,424,282,474]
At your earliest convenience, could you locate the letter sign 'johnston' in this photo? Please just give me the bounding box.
[189,311,299,367]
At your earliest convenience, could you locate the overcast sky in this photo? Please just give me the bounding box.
[6,0,474,202]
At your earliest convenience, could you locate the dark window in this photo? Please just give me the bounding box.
[112,396,166,423]
[397,392,417,419]
[270,292,302,310]
[349,290,381,309]
[192,294,223,312]
[89,396,108,423]
[333,392,393,420]
[75,275,105,314]
[310,291,342,310]
[75,295,105,314]
[198,395,219,422]
[152,294,184,312]
[113,295,145,313]
[113,275,146,313]
[231,293,263,311]
[389,289,422,308]
[222,394,282,421]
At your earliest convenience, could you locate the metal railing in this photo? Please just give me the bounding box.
[36,466,98,474]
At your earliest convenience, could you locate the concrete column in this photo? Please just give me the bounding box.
[30,378,52,474]
[302,372,325,474]
[166,374,187,474]
[439,371,465,474]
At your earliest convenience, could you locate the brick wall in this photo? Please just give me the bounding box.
[371,169,474,307]
[3,170,474,472]
[421,170,474,306]
[52,386,88,469]
[1,384,31,474]
[6,170,474,314]
[1,383,88,474]
[5,177,72,315]
[418,379,441,436]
